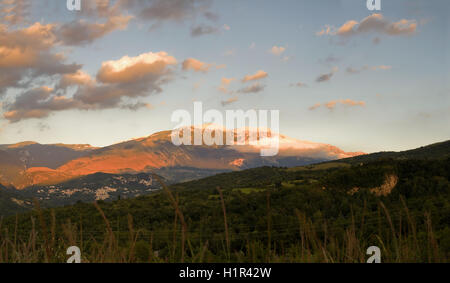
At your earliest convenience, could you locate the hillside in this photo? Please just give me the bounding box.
[16,172,162,208]
[337,140,450,164]
[0,184,33,215]
[1,157,449,262]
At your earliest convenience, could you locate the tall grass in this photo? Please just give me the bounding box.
[216,187,230,261]
[153,174,188,262]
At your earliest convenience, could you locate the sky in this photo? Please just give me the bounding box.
[0,0,449,153]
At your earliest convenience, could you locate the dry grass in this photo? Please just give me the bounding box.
[216,187,230,261]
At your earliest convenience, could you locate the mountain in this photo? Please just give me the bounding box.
[337,140,450,164]
[0,142,97,189]
[0,142,97,168]
[0,149,25,188]
[0,127,364,189]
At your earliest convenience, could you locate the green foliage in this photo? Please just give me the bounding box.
[0,185,32,215]
[0,158,449,263]
[340,140,450,164]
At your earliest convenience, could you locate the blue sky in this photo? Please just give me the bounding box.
[0,0,449,153]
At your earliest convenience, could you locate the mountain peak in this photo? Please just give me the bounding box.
[6,141,39,149]
[50,143,98,151]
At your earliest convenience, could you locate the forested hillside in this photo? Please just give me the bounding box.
[1,158,448,263]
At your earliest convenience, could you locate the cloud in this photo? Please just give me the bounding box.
[269,46,286,56]
[59,71,96,89]
[0,1,222,122]
[316,67,338,83]
[316,73,333,82]
[0,1,132,52]
[346,65,392,74]
[358,14,417,35]
[308,103,321,111]
[82,0,122,17]
[0,72,21,94]
[121,0,216,27]
[57,14,132,46]
[0,2,197,121]
[190,24,219,37]
[53,0,134,46]
[309,99,366,111]
[218,75,266,95]
[336,20,359,36]
[317,14,417,38]
[59,0,218,45]
[60,0,219,44]
[182,58,225,73]
[316,25,332,36]
[221,77,235,86]
[3,50,178,122]
[0,22,56,56]
[324,100,338,109]
[290,82,307,88]
[97,51,176,84]
[217,77,235,94]
[221,96,238,106]
[72,84,150,109]
[218,86,230,94]
[237,83,266,94]
[182,58,212,73]
[3,86,80,122]
[242,70,268,82]
[0,0,30,25]
[76,51,177,107]
[0,22,81,96]
[3,0,219,47]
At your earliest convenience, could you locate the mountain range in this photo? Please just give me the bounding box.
[0,135,448,216]
[1,140,448,262]
[0,127,364,189]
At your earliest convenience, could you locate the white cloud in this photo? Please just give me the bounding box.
[269,46,286,56]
